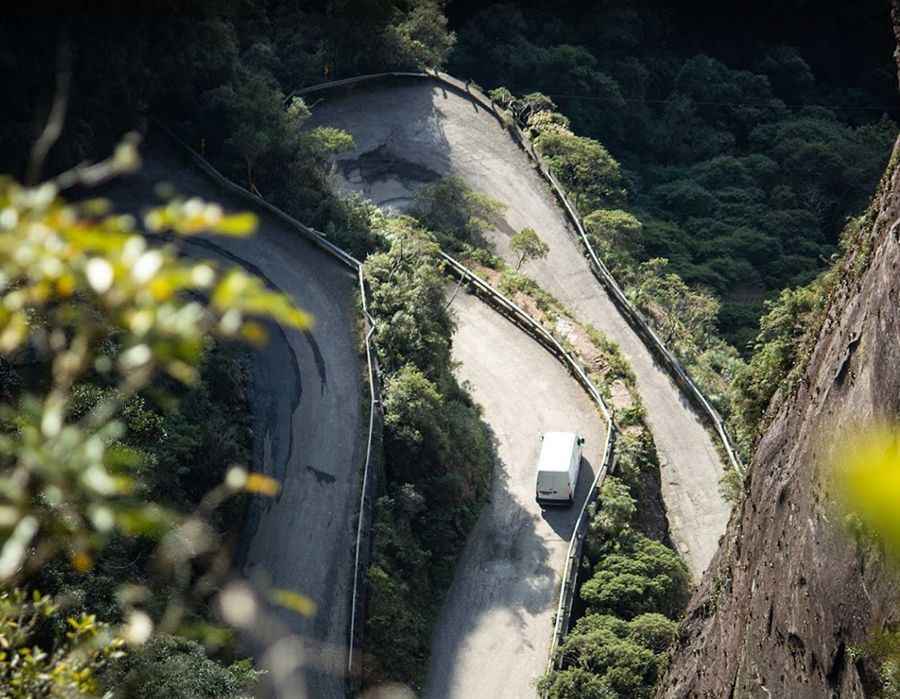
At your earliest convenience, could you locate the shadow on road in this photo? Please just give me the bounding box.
[422,289,604,699]
[540,455,597,540]
[424,447,558,696]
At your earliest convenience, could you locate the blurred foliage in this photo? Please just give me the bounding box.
[104,635,259,699]
[835,427,900,560]
[834,426,900,696]
[362,216,495,689]
[0,587,124,698]
[0,142,305,696]
[0,1,455,275]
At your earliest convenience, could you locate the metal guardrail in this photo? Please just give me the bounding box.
[439,252,616,669]
[151,122,382,687]
[291,69,744,477]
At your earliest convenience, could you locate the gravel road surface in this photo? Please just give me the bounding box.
[102,137,362,698]
[305,78,730,577]
[422,288,605,699]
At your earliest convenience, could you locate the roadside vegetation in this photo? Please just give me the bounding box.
[1,6,460,694]
[5,1,899,696]
[1,2,457,256]
[451,0,896,353]
[410,174,692,697]
[483,83,860,462]
[482,254,692,698]
[361,216,496,689]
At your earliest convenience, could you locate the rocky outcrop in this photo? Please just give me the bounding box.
[659,44,900,698]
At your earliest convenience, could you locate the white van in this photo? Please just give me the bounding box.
[534,431,584,506]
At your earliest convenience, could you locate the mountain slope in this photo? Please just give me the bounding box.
[660,103,900,699]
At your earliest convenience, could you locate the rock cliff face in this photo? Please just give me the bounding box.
[660,11,900,695]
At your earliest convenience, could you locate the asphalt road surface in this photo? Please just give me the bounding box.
[102,136,362,699]
[305,77,730,577]
[423,288,605,699]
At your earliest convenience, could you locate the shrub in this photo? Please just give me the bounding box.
[627,613,678,653]
[534,131,627,212]
[580,535,690,619]
[538,667,617,699]
[410,176,504,249]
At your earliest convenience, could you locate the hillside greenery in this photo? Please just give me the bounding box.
[413,174,694,698]
[0,2,456,280]
[4,3,893,456]
[363,215,495,689]
[0,6,470,694]
[3,1,898,695]
[451,0,897,352]
[541,431,691,699]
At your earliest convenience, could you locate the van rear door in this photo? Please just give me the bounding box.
[536,470,566,501]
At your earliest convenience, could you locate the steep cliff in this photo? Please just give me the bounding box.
[659,11,900,695]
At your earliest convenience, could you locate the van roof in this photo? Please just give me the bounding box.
[537,432,579,472]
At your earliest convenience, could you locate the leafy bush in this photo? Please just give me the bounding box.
[510,227,549,270]
[449,2,896,444]
[627,613,678,653]
[0,149,306,696]
[0,588,125,698]
[544,429,688,697]
[534,131,627,212]
[730,279,826,434]
[580,535,690,620]
[410,176,505,250]
[539,667,617,699]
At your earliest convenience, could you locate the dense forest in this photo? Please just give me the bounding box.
[449,0,897,350]
[1,1,898,697]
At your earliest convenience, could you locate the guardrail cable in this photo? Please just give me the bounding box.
[290,69,744,477]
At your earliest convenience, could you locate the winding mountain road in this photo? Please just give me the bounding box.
[425,287,605,699]
[103,137,362,699]
[100,71,732,697]
[304,76,730,577]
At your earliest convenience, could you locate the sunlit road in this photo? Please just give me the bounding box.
[422,288,604,698]
[306,77,730,578]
